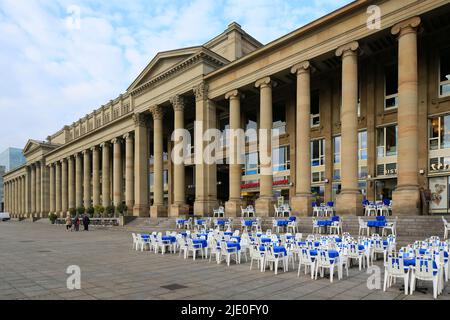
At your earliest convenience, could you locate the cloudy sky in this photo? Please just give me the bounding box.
[0,0,352,150]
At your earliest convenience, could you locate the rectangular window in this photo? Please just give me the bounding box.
[273,146,289,172]
[359,166,368,179]
[358,131,367,160]
[377,125,397,157]
[273,103,286,136]
[440,48,450,97]
[245,152,258,175]
[385,64,398,110]
[429,115,450,150]
[245,119,257,143]
[311,90,320,127]
[333,136,341,164]
[311,139,325,167]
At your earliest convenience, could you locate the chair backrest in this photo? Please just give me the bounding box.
[415,256,436,278]
[443,216,449,225]
[386,253,406,274]
[233,230,240,236]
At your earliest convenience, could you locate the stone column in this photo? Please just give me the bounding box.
[335,41,363,215]
[75,153,83,209]
[112,138,123,207]
[22,177,26,216]
[169,95,189,216]
[25,167,30,216]
[83,150,91,208]
[193,83,218,216]
[61,159,68,215]
[18,178,22,215]
[35,162,41,217]
[55,162,61,216]
[68,156,75,210]
[49,164,55,214]
[101,142,111,208]
[124,133,134,212]
[150,105,167,217]
[290,61,313,216]
[92,146,100,207]
[225,89,243,217]
[14,179,18,215]
[391,17,421,215]
[255,77,276,216]
[133,113,149,217]
[41,163,49,217]
[30,164,36,215]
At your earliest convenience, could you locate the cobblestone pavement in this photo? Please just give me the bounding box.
[0,221,449,300]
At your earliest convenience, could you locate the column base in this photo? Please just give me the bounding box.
[225,199,242,217]
[392,186,420,215]
[255,197,276,217]
[336,191,363,215]
[169,203,189,217]
[291,194,312,216]
[194,199,218,217]
[150,205,167,218]
[133,204,150,217]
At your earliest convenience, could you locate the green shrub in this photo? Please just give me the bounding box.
[94,205,104,217]
[68,207,77,218]
[48,213,58,224]
[116,203,128,216]
[86,206,95,217]
[76,206,85,216]
[105,205,115,217]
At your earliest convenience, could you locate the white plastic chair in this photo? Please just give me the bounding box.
[249,244,264,271]
[187,238,204,260]
[262,246,287,275]
[240,206,248,217]
[410,256,440,299]
[219,241,239,266]
[358,217,368,236]
[442,216,450,240]
[383,254,410,295]
[382,216,398,236]
[315,250,339,283]
[298,247,315,279]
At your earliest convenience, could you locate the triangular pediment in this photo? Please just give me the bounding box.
[23,139,58,156]
[23,140,41,155]
[127,46,203,92]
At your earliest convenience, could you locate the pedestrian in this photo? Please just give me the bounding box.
[65,214,72,231]
[73,214,80,232]
[83,214,90,231]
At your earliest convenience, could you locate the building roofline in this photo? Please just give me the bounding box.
[204,0,370,80]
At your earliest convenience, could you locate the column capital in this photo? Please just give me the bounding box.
[123,132,134,140]
[132,112,148,128]
[225,89,242,100]
[170,94,185,112]
[255,76,277,89]
[82,149,90,156]
[111,137,122,145]
[100,141,110,149]
[391,16,421,37]
[193,82,208,101]
[291,61,313,75]
[150,105,164,120]
[335,41,359,57]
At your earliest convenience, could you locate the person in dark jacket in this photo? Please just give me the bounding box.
[82,215,90,231]
[73,214,80,231]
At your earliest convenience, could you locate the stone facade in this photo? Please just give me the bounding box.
[3,1,450,218]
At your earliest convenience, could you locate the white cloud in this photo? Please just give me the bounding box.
[0,0,351,150]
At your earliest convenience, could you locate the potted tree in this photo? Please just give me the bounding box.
[105,205,115,218]
[94,205,104,218]
[69,207,77,218]
[48,213,58,224]
[86,206,95,218]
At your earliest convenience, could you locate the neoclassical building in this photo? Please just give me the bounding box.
[3,0,450,219]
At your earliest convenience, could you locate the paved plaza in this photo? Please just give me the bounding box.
[0,221,449,300]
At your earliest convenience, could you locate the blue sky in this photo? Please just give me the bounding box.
[0,0,352,150]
